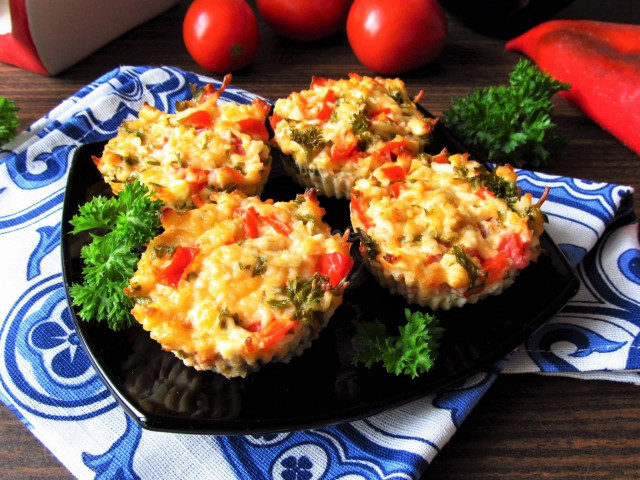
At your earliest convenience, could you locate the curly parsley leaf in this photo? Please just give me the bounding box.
[69,181,163,330]
[290,126,326,162]
[443,59,570,168]
[0,96,20,145]
[352,309,444,378]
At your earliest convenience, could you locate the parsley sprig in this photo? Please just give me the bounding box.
[0,96,19,145]
[352,309,444,378]
[443,59,570,168]
[69,181,163,330]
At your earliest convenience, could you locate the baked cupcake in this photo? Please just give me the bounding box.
[94,75,272,211]
[350,150,547,309]
[125,189,353,378]
[270,73,437,198]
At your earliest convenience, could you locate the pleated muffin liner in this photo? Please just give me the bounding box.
[170,301,341,378]
[361,255,518,310]
[281,157,356,199]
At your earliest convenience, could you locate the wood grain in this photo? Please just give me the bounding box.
[1,0,639,478]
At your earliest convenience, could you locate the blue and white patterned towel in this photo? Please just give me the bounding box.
[1,66,638,479]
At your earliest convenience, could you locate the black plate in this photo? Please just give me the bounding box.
[61,115,579,435]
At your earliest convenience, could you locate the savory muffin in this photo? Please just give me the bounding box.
[270,73,437,198]
[350,150,547,309]
[94,75,272,211]
[125,189,353,378]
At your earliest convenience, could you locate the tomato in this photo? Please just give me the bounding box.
[183,0,260,72]
[318,252,354,287]
[346,0,448,74]
[257,0,350,42]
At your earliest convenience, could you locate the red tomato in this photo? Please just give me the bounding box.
[318,252,354,287]
[346,0,448,74]
[257,0,350,42]
[183,0,260,72]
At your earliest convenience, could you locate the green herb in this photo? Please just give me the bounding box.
[119,125,144,140]
[0,96,19,144]
[450,244,485,287]
[252,256,268,276]
[388,89,405,105]
[457,165,519,206]
[290,126,326,162]
[357,229,380,259]
[352,309,444,378]
[443,59,570,168]
[68,180,163,330]
[153,244,176,258]
[351,112,370,136]
[267,273,329,323]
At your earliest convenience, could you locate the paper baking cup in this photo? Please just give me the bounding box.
[172,301,341,378]
[361,255,518,310]
[281,157,355,199]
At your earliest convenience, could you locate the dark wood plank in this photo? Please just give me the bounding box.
[1,0,639,478]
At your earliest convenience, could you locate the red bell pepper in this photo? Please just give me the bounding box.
[317,252,354,287]
[180,110,212,129]
[317,89,336,121]
[380,165,405,182]
[238,118,269,141]
[506,20,640,155]
[241,207,260,239]
[245,319,300,353]
[158,246,200,288]
[262,214,292,236]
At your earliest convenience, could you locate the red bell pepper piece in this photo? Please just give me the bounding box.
[317,89,336,121]
[219,166,246,185]
[269,113,282,131]
[245,319,300,353]
[498,233,529,269]
[506,20,640,155]
[311,76,329,88]
[350,192,373,229]
[241,207,260,239]
[379,139,408,155]
[262,214,292,236]
[380,165,406,182]
[317,252,354,287]
[331,134,359,162]
[158,246,199,288]
[238,118,269,142]
[389,182,402,198]
[180,110,212,129]
[481,253,508,284]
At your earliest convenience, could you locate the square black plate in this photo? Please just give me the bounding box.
[60,114,579,435]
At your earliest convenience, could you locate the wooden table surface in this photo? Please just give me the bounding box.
[1,0,639,478]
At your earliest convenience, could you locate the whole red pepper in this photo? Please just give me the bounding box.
[506,20,640,155]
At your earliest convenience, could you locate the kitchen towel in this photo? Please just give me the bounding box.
[0,66,638,479]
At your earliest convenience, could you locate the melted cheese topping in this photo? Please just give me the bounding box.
[351,152,546,295]
[127,191,352,375]
[95,83,272,211]
[272,73,437,185]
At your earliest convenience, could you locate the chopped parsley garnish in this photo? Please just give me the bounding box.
[443,59,570,168]
[119,125,144,140]
[252,256,268,276]
[69,181,163,330]
[352,309,444,378]
[357,229,380,258]
[450,244,485,287]
[350,112,370,136]
[266,273,330,323]
[290,126,326,162]
[388,89,405,105]
[458,165,519,206]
